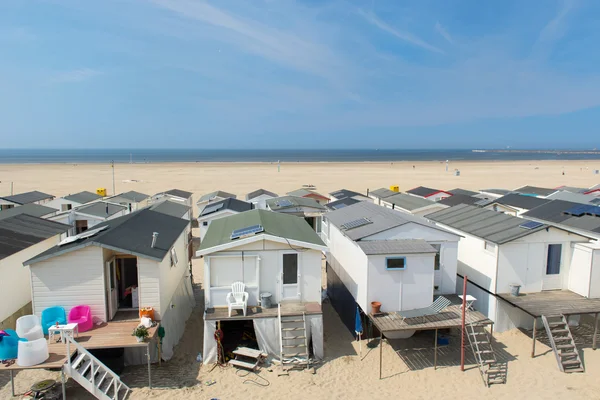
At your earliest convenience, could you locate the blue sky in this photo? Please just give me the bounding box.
[1,0,600,149]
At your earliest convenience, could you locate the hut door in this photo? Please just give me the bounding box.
[281,252,301,301]
[105,257,118,320]
[543,244,563,290]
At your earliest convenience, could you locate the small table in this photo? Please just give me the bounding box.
[48,323,79,342]
[458,295,477,311]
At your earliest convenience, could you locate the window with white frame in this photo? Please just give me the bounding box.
[386,257,406,270]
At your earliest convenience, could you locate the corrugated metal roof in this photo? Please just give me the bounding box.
[266,196,326,211]
[199,190,236,203]
[0,191,54,205]
[0,215,69,260]
[438,194,480,207]
[492,193,550,210]
[149,200,190,218]
[76,202,127,218]
[0,204,57,220]
[383,193,435,210]
[357,239,437,255]
[369,188,397,199]
[406,186,442,197]
[426,204,547,244]
[199,209,324,251]
[514,185,556,197]
[63,191,102,205]
[448,188,479,196]
[246,189,278,201]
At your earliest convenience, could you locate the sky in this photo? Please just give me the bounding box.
[1,0,600,149]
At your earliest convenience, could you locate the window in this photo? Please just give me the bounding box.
[61,204,72,212]
[170,248,178,267]
[75,220,88,234]
[484,241,496,252]
[546,244,562,275]
[386,257,406,270]
[202,221,208,226]
[283,254,298,284]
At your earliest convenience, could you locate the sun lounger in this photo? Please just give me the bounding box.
[398,296,452,321]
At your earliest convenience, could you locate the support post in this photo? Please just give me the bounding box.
[147,344,152,389]
[434,329,438,370]
[460,275,467,372]
[158,339,162,366]
[10,370,15,397]
[531,317,537,358]
[379,331,383,380]
[61,366,67,400]
[593,313,599,351]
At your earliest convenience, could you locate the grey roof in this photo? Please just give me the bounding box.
[448,188,479,196]
[438,194,481,207]
[426,204,547,244]
[492,193,551,210]
[369,188,397,199]
[164,189,193,199]
[586,184,600,193]
[383,193,436,211]
[546,191,597,204]
[149,200,191,218]
[76,202,127,218]
[200,198,252,217]
[357,239,437,255]
[0,191,54,205]
[330,189,364,199]
[555,186,587,194]
[199,190,236,203]
[480,188,511,196]
[266,196,326,211]
[245,189,278,201]
[522,200,600,235]
[0,203,57,220]
[325,201,444,241]
[325,197,361,210]
[27,209,189,264]
[112,191,150,203]
[0,215,69,260]
[63,191,102,205]
[474,198,494,207]
[406,186,446,198]
[286,188,329,199]
[514,185,556,197]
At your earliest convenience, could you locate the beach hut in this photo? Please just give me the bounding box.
[45,190,102,212]
[197,209,326,365]
[380,193,447,216]
[405,186,453,201]
[196,190,237,211]
[48,201,128,236]
[245,189,278,210]
[367,188,397,205]
[0,191,55,210]
[483,193,550,216]
[106,190,151,212]
[151,189,194,208]
[198,198,253,241]
[286,188,330,204]
[266,196,326,233]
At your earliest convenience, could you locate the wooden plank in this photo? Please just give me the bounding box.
[205,302,322,321]
[229,359,258,370]
[498,290,600,318]
[233,347,266,359]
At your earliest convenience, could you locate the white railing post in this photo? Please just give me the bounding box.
[114,378,119,398]
[66,337,71,370]
[91,358,95,387]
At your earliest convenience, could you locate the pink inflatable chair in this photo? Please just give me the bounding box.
[68,305,93,332]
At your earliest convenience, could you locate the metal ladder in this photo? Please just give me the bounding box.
[541,315,584,373]
[278,304,310,370]
[64,336,130,399]
[466,323,506,387]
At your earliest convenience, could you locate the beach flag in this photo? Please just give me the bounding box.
[355,306,363,357]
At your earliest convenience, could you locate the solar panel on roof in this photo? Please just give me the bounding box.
[519,221,544,230]
[231,224,264,240]
[341,217,372,230]
[276,199,293,207]
[203,203,224,215]
[564,204,595,217]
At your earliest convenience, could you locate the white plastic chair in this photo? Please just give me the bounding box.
[17,338,49,367]
[16,315,44,341]
[226,281,249,317]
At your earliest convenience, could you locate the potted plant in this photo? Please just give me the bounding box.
[132,325,149,342]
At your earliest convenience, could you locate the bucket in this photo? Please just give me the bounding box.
[509,284,521,297]
[139,307,155,320]
[260,292,273,309]
[371,301,381,314]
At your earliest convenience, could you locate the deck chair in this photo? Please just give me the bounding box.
[398,296,452,321]
[226,282,249,317]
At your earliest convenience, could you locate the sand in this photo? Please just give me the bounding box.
[1,160,600,399]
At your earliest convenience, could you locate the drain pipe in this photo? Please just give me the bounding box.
[151,232,159,248]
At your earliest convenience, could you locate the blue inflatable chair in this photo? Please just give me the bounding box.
[0,329,25,360]
[41,306,67,335]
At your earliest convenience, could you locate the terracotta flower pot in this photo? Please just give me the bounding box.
[371,301,382,314]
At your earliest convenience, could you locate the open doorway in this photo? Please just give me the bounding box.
[116,257,139,310]
[219,320,258,362]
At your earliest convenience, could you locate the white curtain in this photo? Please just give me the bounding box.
[307,315,324,360]
[158,275,196,361]
[203,318,218,364]
[253,318,281,358]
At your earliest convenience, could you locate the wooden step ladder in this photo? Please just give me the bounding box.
[229,347,267,371]
[278,304,310,370]
[466,323,506,387]
[541,315,584,373]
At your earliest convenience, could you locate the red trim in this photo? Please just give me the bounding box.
[424,190,453,198]
[304,193,330,201]
[584,189,600,195]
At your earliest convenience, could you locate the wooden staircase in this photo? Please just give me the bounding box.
[466,323,506,386]
[64,336,130,399]
[541,315,584,373]
[278,304,310,369]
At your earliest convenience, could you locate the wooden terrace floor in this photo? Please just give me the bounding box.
[205,301,322,321]
[0,320,158,372]
[497,290,600,317]
[370,295,491,334]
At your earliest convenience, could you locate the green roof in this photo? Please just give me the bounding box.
[266,196,326,211]
[199,209,325,251]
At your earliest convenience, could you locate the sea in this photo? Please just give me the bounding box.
[0,149,599,164]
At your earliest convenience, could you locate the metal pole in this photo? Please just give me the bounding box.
[111,161,116,195]
[147,344,152,389]
[10,182,13,195]
[379,331,383,380]
[434,328,438,370]
[531,317,537,358]
[61,366,67,400]
[593,313,599,350]
[10,370,15,397]
[460,275,467,371]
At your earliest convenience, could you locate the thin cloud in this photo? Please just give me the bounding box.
[358,10,444,54]
[51,68,102,83]
[435,22,453,45]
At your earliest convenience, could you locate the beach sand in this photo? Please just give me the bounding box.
[1,160,600,399]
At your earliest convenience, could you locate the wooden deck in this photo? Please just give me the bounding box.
[497,290,600,317]
[204,302,322,321]
[369,296,492,334]
[0,320,158,372]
